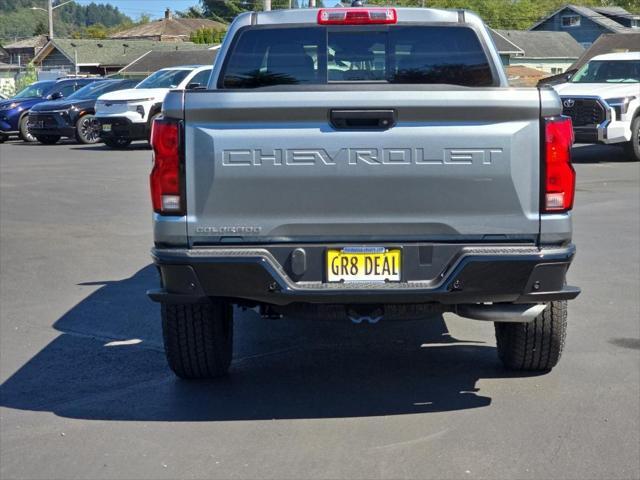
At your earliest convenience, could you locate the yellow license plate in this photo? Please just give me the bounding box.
[327,247,401,282]
[101,124,111,132]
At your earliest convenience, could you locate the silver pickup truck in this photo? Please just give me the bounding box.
[147,7,580,379]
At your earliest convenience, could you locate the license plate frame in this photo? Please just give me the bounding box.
[326,247,401,283]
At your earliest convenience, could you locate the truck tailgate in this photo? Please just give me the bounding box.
[184,89,541,244]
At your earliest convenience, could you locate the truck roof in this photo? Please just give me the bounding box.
[590,51,640,62]
[244,7,484,27]
[158,65,210,71]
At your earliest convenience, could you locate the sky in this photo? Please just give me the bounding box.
[73,0,202,20]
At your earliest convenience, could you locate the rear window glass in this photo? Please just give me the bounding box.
[221,25,494,88]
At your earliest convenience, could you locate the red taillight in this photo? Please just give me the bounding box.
[317,8,397,25]
[150,117,182,215]
[543,116,575,213]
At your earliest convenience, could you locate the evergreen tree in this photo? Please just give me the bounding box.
[33,20,47,36]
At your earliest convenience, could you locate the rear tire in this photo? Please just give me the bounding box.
[495,301,567,371]
[36,135,60,145]
[19,115,36,142]
[75,114,100,144]
[623,116,640,161]
[162,303,234,379]
[0,132,6,143]
[103,137,132,149]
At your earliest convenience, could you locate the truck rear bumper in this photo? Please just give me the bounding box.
[148,244,579,306]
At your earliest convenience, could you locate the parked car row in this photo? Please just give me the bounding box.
[0,77,98,143]
[0,64,212,149]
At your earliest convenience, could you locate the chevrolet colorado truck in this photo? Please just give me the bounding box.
[147,7,580,379]
[554,52,640,161]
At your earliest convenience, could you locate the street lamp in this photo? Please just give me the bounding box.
[30,0,74,39]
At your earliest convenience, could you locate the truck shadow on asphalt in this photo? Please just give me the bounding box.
[0,266,542,422]
[571,144,631,163]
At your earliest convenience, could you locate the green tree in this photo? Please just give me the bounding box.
[15,62,37,93]
[177,6,206,18]
[201,0,254,23]
[33,20,47,36]
[190,27,227,44]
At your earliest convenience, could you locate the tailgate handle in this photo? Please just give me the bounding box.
[330,109,396,130]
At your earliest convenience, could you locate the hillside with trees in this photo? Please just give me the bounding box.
[200,0,640,27]
[0,0,132,41]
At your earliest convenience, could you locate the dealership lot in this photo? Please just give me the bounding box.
[0,141,638,479]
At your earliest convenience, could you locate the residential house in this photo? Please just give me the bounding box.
[2,35,48,65]
[0,45,9,63]
[109,8,226,42]
[529,5,637,47]
[30,38,217,76]
[494,29,584,74]
[118,48,219,79]
[569,32,640,71]
[489,30,524,66]
[591,6,640,29]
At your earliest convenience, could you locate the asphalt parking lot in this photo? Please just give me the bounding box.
[0,140,638,480]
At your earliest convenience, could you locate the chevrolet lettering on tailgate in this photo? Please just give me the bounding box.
[222,148,504,166]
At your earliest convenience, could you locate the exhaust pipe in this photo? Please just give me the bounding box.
[455,303,547,323]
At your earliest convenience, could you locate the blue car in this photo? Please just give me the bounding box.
[0,78,99,143]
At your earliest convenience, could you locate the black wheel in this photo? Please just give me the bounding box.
[162,302,234,379]
[623,116,640,161]
[19,115,36,142]
[495,301,567,371]
[35,135,60,145]
[75,114,100,144]
[103,137,132,149]
[0,132,6,143]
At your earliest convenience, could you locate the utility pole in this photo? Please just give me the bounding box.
[48,0,54,39]
[264,0,271,10]
[309,0,316,7]
[31,0,73,39]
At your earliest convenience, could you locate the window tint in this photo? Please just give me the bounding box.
[55,83,76,98]
[223,27,323,88]
[571,60,640,83]
[221,25,493,88]
[137,69,191,89]
[13,81,55,98]
[189,69,212,87]
[328,31,386,81]
[388,27,493,86]
[68,80,131,100]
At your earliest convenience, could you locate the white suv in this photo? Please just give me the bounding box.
[554,52,640,161]
[95,65,212,148]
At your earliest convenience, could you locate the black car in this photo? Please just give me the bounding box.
[1,77,99,143]
[28,79,139,145]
